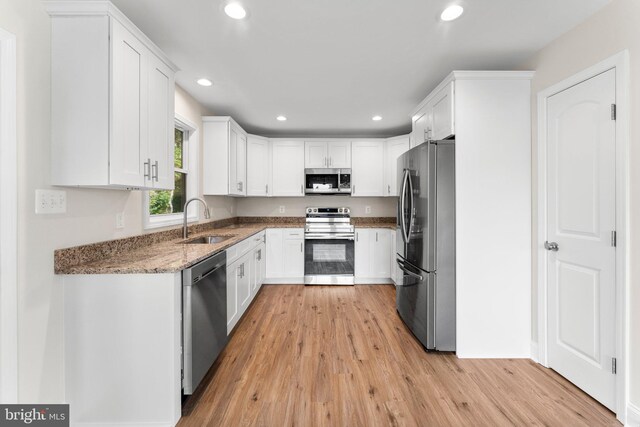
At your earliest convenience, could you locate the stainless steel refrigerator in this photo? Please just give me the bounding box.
[396,140,455,351]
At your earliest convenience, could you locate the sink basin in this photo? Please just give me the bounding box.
[183,235,232,244]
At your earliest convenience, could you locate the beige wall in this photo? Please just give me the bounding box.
[0,0,235,402]
[236,197,396,217]
[520,0,640,410]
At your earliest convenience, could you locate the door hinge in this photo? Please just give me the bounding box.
[611,231,617,247]
[612,357,617,374]
[611,104,617,120]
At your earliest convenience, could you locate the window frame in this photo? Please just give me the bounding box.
[143,114,199,229]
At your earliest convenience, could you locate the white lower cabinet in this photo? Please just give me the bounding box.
[354,228,393,283]
[265,228,304,283]
[226,231,266,334]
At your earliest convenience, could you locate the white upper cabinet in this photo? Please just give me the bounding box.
[304,140,351,168]
[203,117,247,196]
[47,2,177,190]
[351,140,385,196]
[411,80,455,147]
[271,141,305,197]
[431,81,455,140]
[327,141,351,168]
[247,135,271,196]
[304,141,328,168]
[384,135,410,196]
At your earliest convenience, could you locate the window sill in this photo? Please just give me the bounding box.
[144,214,198,230]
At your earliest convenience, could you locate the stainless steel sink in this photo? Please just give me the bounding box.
[183,235,232,244]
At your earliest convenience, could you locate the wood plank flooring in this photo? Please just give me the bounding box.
[179,285,619,427]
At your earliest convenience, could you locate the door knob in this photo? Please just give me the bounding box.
[544,241,559,251]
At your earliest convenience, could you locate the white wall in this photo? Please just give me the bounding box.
[0,0,235,403]
[520,0,640,412]
[236,196,396,217]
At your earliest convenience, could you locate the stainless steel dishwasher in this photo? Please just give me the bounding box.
[182,251,227,395]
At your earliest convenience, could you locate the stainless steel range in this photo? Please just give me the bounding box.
[304,207,355,285]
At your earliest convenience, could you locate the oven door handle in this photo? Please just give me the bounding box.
[304,234,355,240]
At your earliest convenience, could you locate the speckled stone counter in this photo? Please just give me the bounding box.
[54,216,395,275]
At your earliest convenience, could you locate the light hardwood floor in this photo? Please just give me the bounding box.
[179,285,619,427]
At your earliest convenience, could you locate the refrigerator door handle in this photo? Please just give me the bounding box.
[407,169,415,244]
[400,169,410,243]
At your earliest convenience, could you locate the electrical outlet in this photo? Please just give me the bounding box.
[279,206,285,213]
[35,189,67,214]
[116,212,125,229]
[365,206,371,214]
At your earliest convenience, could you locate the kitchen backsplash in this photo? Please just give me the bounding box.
[235,196,397,217]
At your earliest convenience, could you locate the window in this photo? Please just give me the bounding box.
[144,115,198,229]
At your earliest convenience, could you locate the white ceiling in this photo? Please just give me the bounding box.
[109,0,609,137]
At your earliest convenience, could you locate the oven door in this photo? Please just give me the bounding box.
[304,235,355,285]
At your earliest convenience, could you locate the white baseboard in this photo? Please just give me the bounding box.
[262,278,304,284]
[530,340,539,363]
[626,402,640,427]
[354,278,393,285]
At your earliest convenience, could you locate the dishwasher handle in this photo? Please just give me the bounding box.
[191,262,225,285]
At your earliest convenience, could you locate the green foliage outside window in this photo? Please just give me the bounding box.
[149,128,187,216]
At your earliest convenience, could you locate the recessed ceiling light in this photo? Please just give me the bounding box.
[197,78,212,87]
[276,115,287,121]
[440,5,464,21]
[224,3,247,19]
[372,115,382,121]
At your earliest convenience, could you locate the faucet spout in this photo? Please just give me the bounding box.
[183,197,211,239]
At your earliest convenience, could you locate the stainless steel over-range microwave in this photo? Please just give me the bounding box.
[304,168,351,195]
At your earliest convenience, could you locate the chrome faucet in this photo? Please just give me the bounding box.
[183,197,211,239]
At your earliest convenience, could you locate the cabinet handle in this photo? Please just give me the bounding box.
[353,184,355,194]
[266,184,268,194]
[301,184,303,195]
[237,266,242,278]
[258,249,262,261]
[324,157,327,167]
[376,232,378,242]
[152,160,159,182]
[329,157,332,167]
[356,232,358,242]
[388,184,391,194]
[300,242,303,252]
[144,158,151,180]
[237,182,244,192]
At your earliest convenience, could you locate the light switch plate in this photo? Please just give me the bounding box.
[35,189,67,214]
[279,206,285,213]
[365,206,371,214]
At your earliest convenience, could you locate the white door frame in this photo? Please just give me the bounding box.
[0,27,18,403]
[536,50,629,422]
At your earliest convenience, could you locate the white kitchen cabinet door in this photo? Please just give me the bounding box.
[252,243,266,295]
[384,136,410,196]
[431,81,455,140]
[305,141,328,168]
[229,125,247,196]
[266,229,284,278]
[354,229,371,278]
[237,252,252,315]
[371,229,391,278]
[411,109,429,149]
[147,54,175,190]
[272,141,305,197]
[110,21,147,188]
[351,140,385,196]
[283,238,304,278]
[247,135,271,196]
[226,259,240,333]
[327,140,351,168]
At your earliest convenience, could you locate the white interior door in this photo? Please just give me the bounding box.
[546,69,616,410]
